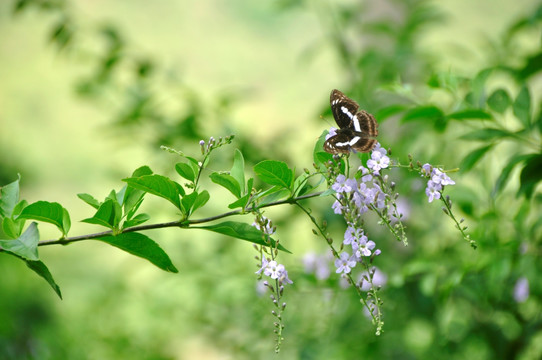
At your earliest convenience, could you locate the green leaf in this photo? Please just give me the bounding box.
[460,128,513,141]
[77,193,100,209]
[181,192,198,214]
[228,194,250,209]
[194,221,290,253]
[81,198,121,229]
[62,208,71,236]
[18,201,71,236]
[123,166,152,217]
[123,174,183,210]
[518,154,542,198]
[209,173,241,198]
[293,173,310,197]
[402,106,444,123]
[313,131,329,168]
[447,109,493,120]
[2,200,28,238]
[469,68,494,107]
[132,165,154,177]
[2,218,21,238]
[123,213,150,228]
[259,188,291,206]
[252,185,282,201]
[185,156,200,176]
[254,160,293,189]
[231,149,246,195]
[24,259,62,299]
[175,162,195,182]
[96,232,178,273]
[487,89,511,113]
[192,190,210,213]
[174,181,186,197]
[513,86,531,128]
[314,150,333,168]
[123,192,145,221]
[0,177,20,218]
[492,154,533,197]
[0,222,39,260]
[516,51,542,80]
[108,189,123,205]
[12,199,27,217]
[461,144,493,172]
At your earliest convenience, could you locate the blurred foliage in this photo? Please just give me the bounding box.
[10,0,274,165]
[2,0,542,359]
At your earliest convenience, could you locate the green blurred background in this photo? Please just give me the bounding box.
[1,0,541,359]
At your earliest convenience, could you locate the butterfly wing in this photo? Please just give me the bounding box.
[324,128,377,154]
[324,129,356,154]
[330,89,360,129]
[354,109,378,137]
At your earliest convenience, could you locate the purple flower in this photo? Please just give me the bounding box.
[344,226,365,246]
[431,168,455,186]
[279,268,294,284]
[425,180,442,203]
[367,149,390,174]
[259,259,293,285]
[332,175,357,193]
[421,163,433,177]
[372,143,387,156]
[422,163,455,202]
[358,166,373,183]
[332,200,343,214]
[513,277,529,303]
[353,190,369,214]
[334,252,357,274]
[355,238,376,257]
[256,257,269,275]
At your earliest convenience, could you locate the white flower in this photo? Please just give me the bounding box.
[334,252,357,274]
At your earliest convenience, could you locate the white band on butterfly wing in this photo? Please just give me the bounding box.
[341,106,361,132]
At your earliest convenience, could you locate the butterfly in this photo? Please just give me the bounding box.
[323,89,378,154]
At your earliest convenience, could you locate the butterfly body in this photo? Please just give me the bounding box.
[324,89,378,154]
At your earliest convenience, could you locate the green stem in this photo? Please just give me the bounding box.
[35,192,324,247]
[440,192,477,249]
[293,201,382,327]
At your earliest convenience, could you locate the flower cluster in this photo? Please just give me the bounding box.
[256,257,293,285]
[421,163,456,203]
[327,145,400,280]
[252,216,276,236]
[252,215,292,284]
[251,214,291,352]
[199,135,235,154]
[366,144,390,174]
[335,227,379,275]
